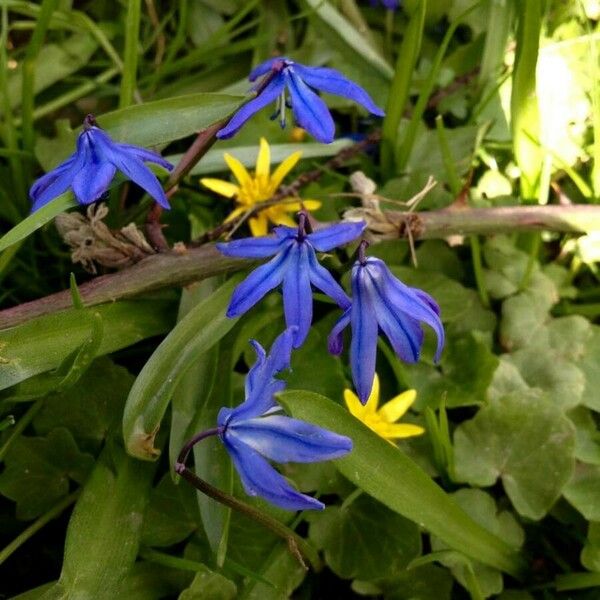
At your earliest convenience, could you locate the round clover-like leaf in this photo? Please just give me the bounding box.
[454,391,576,520]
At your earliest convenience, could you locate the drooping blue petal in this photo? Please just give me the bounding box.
[30,154,83,212]
[217,75,286,139]
[71,160,116,205]
[95,134,171,209]
[227,414,352,463]
[351,265,380,403]
[273,225,298,240]
[282,242,312,347]
[216,235,288,258]
[293,65,385,117]
[116,143,174,171]
[29,153,77,202]
[367,268,424,362]
[307,220,366,252]
[307,248,350,310]
[223,328,296,422]
[286,70,335,143]
[374,258,445,361]
[248,57,285,81]
[223,435,324,511]
[226,243,293,317]
[328,308,350,355]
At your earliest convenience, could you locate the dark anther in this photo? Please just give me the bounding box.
[83,114,97,130]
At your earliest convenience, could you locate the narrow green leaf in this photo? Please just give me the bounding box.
[123,277,241,460]
[55,443,156,598]
[119,0,141,109]
[0,192,76,254]
[0,299,175,390]
[302,0,393,80]
[279,390,526,577]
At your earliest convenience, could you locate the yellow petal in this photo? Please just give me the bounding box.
[378,389,417,423]
[256,137,271,180]
[249,213,268,237]
[376,423,425,440]
[270,151,302,190]
[364,373,380,414]
[224,153,252,188]
[283,199,322,212]
[224,206,247,222]
[200,178,239,198]
[344,389,366,419]
[269,210,296,228]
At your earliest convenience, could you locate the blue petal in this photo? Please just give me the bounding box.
[273,225,298,240]
[294,65,385,117]
[217,76,286,139]
[286,70,335,143]
[224,436,324,511]
[282,243,312,347]
[216,235,288,258]
[94,132,171,208]
[327,308,350,355]
[71,161,116,205]
[373,258,445,362]
[307,221,366,252]
[224,328,296,422]
[351,264,379,404]
[248,57,288,81]
[226,244,293,317]
[116,143,173,171]
[307,247,350,309]
[227,414,352,463]
[29,153,77,202]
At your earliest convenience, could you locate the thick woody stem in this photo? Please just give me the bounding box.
[2,205,600,329]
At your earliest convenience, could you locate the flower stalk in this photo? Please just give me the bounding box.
[174,428,321,571]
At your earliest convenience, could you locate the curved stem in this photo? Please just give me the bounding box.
[175,430,321,571]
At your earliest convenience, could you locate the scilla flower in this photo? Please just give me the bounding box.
[201,138,320,236]
[217,214,365,348]
[329,242,444,404]
[29,114,173,212]
[216,58,385,143]
[344,373,423,443]
[217,328,352,510]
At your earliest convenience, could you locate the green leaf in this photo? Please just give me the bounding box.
[404,333,499,410]
[141,474,199,548]
[123,277,241,460]
[98,93,245,148]
[302,0,393,80]
[0,191,77,254]
[0,299,175,391]
[563,464,600,521]
[454,392,576,519]
[55,443,156,598]
[308,493,421,580]
[178,566,237,600]
[33,357,134,453]
[580,326,600,412]
[568,407,600,466]
[374,564,453,600]
[0,428,94,520]
[581,522,600,572]
[431,489,524,598]
[279,390,526,577]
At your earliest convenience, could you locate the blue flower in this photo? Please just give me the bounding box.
[371,0,401,9]
[328,246,444,404]
[217,215,366,348]
[216,58,385,143]
[217,328,352,511]
[29,114,173,212]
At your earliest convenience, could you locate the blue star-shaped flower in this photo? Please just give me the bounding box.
[216,58,385,143]
[29,114,173,213]
[217,328,352,511]
[328,246,445,404]
[217,216,366,348]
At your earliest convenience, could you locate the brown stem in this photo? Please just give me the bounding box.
[145,202,169,251]
[0,245,250,329]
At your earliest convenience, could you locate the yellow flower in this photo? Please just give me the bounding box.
[344,374,424,443]
[200,138,321,237]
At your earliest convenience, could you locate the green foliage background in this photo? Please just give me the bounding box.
[1,1,600,598]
